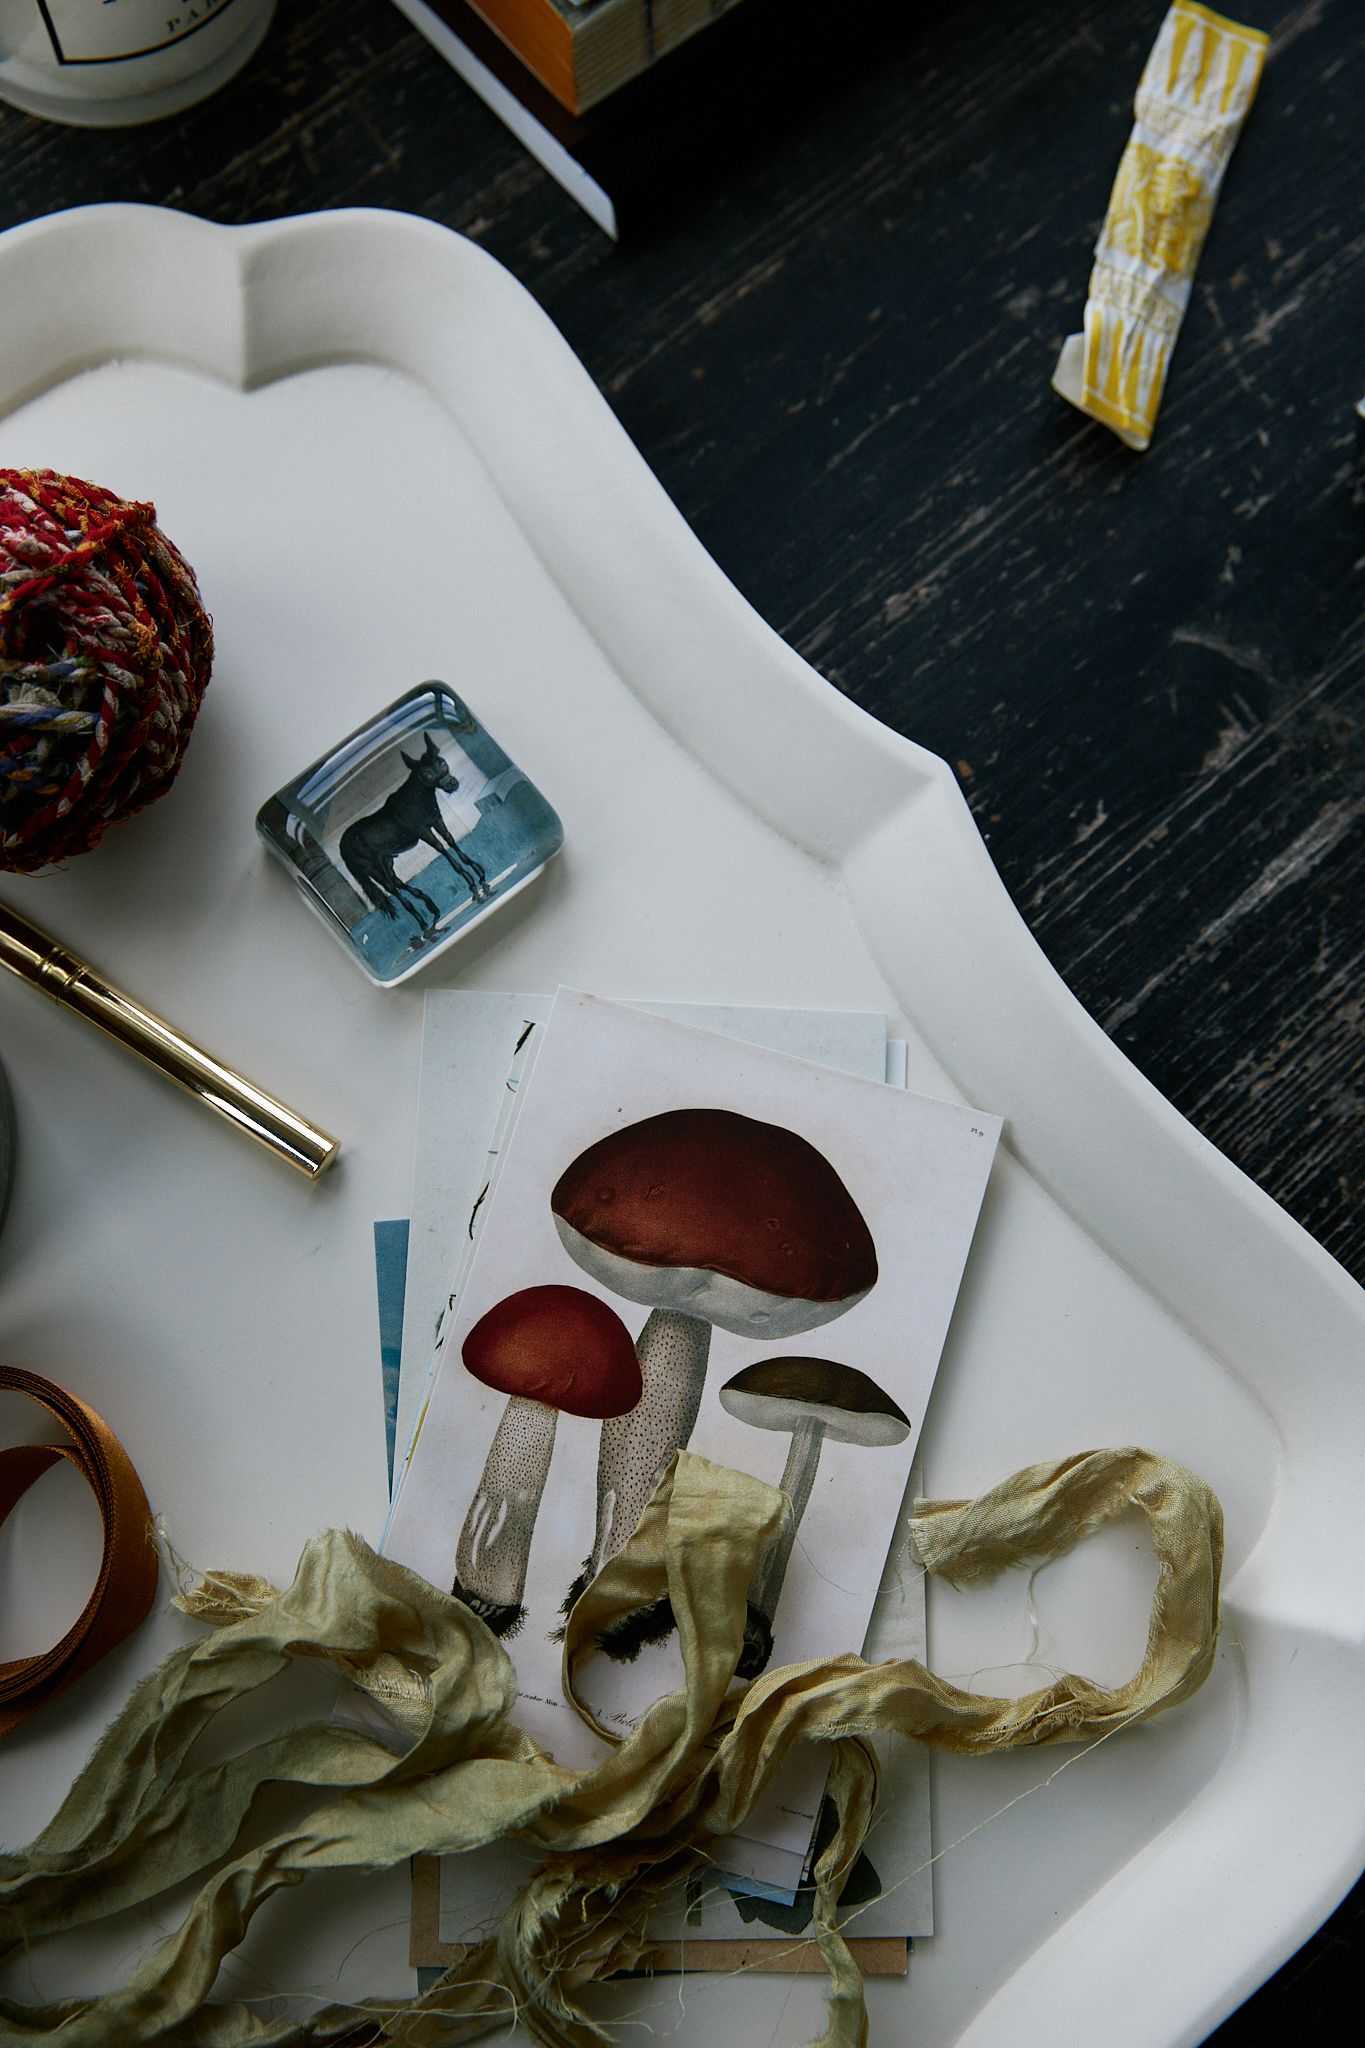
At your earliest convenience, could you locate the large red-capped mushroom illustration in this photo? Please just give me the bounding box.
[719,1356,911,1678]
[452,1283,641,1638]
[550,1107,878,1658]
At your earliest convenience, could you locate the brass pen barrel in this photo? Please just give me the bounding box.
[0,898,339,1180]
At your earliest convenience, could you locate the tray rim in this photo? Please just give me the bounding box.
[1,202,1362,2046]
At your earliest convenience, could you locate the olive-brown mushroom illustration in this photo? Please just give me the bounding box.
[451,1283,641,1639]
[550,1108,878,1657]
[720,1356,911,1678]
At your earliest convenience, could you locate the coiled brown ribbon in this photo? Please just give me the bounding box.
[0,1364,157,1737]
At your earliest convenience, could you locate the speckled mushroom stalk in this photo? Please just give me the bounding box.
[454,1394,561,1629]
[583,1307,711,1576]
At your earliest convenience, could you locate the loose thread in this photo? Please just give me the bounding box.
[598,1681,1187,2041]
[0,1448,1223,2048]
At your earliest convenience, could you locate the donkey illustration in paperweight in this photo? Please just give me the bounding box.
[340,732,490,934]
[257,683,565,987]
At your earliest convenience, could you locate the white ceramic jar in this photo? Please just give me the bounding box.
[0,0,275,125]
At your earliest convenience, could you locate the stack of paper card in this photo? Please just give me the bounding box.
[380,989,1001,1971]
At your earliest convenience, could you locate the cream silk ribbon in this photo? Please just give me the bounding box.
[0,1445,1223,2047]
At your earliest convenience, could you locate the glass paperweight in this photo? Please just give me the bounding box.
[257,683,564,987]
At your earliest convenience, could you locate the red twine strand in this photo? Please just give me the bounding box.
[0,468,213,873]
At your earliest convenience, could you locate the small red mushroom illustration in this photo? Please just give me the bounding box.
[549,1107,878,1657]
[719,1356,911,1678]
[451,1283,641,1638]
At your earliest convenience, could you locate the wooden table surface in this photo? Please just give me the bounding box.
[1,0,1360,2037]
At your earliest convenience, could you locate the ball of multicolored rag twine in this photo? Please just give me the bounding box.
[0,468,213,873]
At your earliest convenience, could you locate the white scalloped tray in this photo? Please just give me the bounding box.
[0,207,1361,2046]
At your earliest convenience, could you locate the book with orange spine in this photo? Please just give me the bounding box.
[460,0,744,115]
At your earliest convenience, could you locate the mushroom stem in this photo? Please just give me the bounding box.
[454,1394,558,1627]
[750,1413,826,1621]
[587,1307,711,1577]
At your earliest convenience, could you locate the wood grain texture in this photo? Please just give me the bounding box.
[0,0,1360,2033]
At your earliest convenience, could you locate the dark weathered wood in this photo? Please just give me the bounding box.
[1,0,1360,2031]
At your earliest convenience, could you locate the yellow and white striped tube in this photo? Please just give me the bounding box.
[1053,2,1269,450]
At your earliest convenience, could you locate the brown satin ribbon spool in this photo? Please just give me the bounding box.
[0,1364,158,1737]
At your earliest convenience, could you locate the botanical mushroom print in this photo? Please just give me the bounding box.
[726,1794,882,1933]
[550,1107,878,1657]
[719,1356,910,1678]
[451,1283,641,1639]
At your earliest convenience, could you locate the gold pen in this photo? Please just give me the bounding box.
[0,897,340,1180]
